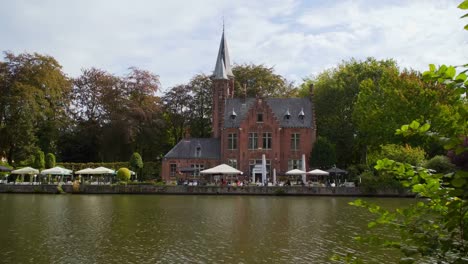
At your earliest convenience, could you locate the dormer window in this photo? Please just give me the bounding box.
[298,108,305,120]
[284,108,291,120]
[257,113,263,123]
[230,108,237,120]
[195,145,201,157]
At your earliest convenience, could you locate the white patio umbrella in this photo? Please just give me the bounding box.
[307,169,329,175]
[308,169,329,183]
[286,169,306,185]
[40,166,73,175]
[75,168,95,174]
[92,167,115,174]
[11,167,39,184]
[11,167,39,174]
[285,169,306,175]
[200,164,243,175]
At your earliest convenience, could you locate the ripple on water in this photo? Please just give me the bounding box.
[0,195,407,263]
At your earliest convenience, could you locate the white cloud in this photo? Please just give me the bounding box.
[0,0,466,91]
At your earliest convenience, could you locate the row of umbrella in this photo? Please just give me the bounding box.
[198,164,346,176]
[0,166,132,175]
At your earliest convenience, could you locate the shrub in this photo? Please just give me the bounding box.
[117,168,131,182]
[56,185,65,194]
[45,153,56,169]
[129,152,143,171]
[34,150,45,169]
[359,170,403,193]
[368,144,426,166]
[72,181,80,193]
[423,155,455,174]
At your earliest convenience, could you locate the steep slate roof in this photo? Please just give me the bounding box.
[164,138,220,159]
[224,98,256,127]
[212,29,234,79]
[223,98,313,128]
[266,98,313,128]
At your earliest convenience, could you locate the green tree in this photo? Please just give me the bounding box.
[162,84,193,145]
[121,67,165,161]
[348,6,468,259]
[129,152,143,179]
[68,68,119,162]
[303,58,398,167]
[353,70,454,155]
[232,64,296,98]
[34,150,45,169]
[117,167,131,182]
[45,153,56,169]
[187,74,212,138]
[64,67,165,162]
[0,52,71,164]
[310,136,337,168]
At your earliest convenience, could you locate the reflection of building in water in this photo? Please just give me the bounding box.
[161,29,316,181]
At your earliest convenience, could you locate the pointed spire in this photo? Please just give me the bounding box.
[212,27,234,80]
[213,57,228,80]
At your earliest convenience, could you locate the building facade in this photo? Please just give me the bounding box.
[161,30,316,182]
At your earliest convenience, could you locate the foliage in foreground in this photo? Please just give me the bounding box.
[344,60,467,263]
[340,4,468,259]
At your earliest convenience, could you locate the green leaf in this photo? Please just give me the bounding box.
[409,120,420,130]
[462,13,468,18]
[412,184,425,193]
[446,66,456,78]
[438,65,448,74]
[465,24,468,30]
[429,64,436,72]
[419,123,430,133]
[455,87,466,96]
[458,0,468,9]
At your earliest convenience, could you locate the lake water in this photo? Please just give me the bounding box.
[0,194,411,263]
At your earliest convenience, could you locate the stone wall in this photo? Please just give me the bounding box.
[0,184,412,197]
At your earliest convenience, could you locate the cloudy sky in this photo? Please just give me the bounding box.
[1,0,467,91]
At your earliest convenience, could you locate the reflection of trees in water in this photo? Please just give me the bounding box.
[0,195,409,263]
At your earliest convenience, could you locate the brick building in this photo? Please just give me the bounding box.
[161,30,316,182]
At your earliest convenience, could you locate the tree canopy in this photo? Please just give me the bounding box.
[232,64,296,98]
[302,57,456,167]
[0,52,71,164]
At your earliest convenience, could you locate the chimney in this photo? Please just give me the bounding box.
[243,83,247,100]
[184,127,191,139]
[310,83,317,131]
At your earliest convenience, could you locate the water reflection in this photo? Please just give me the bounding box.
[0,195,410,263]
